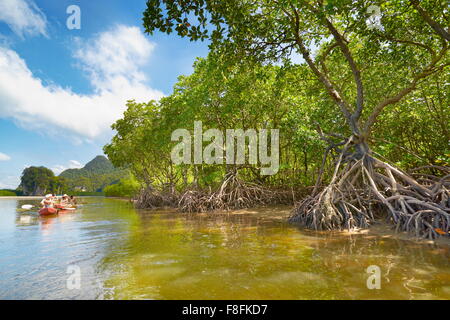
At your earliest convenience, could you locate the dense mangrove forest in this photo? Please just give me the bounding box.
[104,0,449,240]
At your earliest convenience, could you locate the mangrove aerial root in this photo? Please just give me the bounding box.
[289,156,450,239]
[178,172,296,213]
[135,187,179,209]
[134,173,299,213]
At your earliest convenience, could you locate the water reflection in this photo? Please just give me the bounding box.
[15,201,79,235]
[0,198,449,300]
[99,207,450,300]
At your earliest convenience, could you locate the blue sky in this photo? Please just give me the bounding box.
[0,0,210,189]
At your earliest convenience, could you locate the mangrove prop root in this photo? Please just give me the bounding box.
[289,156,450,239]
[178,172,298,213]
[136,173,303,213]
[135,187,179,209]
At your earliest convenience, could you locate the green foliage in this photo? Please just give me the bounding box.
[71,191,105,196]
[105,43,448,193]
[0,190,17,196]
[100,1,450,202]
[136,0,449,191]
[19,166,64,196]
[47,176,70,195]
[143,1,448,138]
[59,156,128,192]
[104,53,343,191]
[83,155,115,173]
[17,156,129,196]
[104,174,141,198]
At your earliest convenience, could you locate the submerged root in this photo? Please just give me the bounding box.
[289,156,450,239]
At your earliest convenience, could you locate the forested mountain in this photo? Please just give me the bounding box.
[18,166,67,196]
[59,156,127,192]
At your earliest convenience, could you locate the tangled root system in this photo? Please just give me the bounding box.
[289,155,450,239]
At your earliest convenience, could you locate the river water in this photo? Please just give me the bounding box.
[0,197,449,300]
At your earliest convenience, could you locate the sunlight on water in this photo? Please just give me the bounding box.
[0,198,449,299]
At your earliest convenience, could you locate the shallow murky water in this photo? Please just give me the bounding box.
[0,197,449,299]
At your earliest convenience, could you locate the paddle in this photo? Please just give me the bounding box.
[21,205,34,210]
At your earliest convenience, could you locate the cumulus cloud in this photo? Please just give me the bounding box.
[0,0,47,37]
[0,152,11,161]
[74,25,155,90]
[0,25,164,140]
[52,160,83,175]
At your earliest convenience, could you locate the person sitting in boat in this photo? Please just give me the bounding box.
[40,194,54,208]
[69,195,77,206]
[61,194,69,205]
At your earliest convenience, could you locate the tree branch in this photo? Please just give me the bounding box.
[286,4,353,127]
[321,17,365,123]
[363,44,448,135]
[410,0,450,42]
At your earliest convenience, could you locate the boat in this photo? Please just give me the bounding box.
[55,204,77,211]
[58,207,76,214]
[39,207,58,216]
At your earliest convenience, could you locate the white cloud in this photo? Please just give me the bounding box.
[69,160,82,168]
[51,165,66,175]
[74,25,155,90]
[0,0,47,37]
[0,152,11,161]
[52,160,83,175]
[0,175,19,189]
[0,25,164,140]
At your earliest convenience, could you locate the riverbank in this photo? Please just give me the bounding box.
[0,196,43,200]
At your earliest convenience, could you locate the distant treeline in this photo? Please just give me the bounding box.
[14,155,132,197]
[0,189,21,196]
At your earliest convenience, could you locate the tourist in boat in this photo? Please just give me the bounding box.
[69,196,77,206]
[52,194,58,203]
[61,194,69,206]
[40,194,54,208]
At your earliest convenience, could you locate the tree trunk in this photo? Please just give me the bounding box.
[289,135,450,239]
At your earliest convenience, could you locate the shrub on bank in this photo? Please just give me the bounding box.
[0,190,18,196]
[71,191,105,196]
[104,175,140,198]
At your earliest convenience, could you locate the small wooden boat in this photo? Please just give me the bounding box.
[39,207,58,216]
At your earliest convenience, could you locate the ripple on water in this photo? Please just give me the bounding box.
[1,198,449,300]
